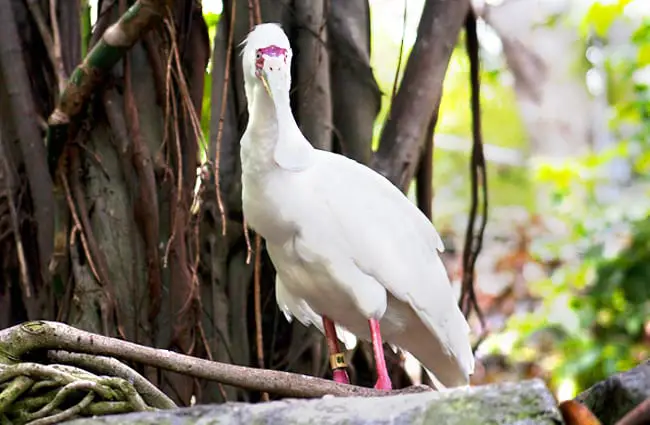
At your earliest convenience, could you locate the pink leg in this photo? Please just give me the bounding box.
[323,317,350,385]
[369,318,392,390]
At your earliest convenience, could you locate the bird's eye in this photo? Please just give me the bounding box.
[256,52,262,60]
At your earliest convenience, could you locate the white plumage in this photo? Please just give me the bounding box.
[240,23,474,389]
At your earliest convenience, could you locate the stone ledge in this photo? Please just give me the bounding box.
[63,379,563,425]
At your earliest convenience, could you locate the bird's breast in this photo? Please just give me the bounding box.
[241,171,299,244]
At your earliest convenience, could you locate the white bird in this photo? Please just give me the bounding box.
[240,23,474,390]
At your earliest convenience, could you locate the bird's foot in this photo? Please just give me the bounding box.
[332,369,350,385]
[374,375,392,391]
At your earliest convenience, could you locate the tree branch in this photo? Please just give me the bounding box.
[373,0,470,191]
[0,321,432,399]
[46,0,167,177]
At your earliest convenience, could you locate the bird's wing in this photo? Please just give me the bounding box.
[275,275,357,348]
[305,151,474,377]
[275,275,323,330]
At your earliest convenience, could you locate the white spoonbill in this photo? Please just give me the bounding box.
[240,23,474,390]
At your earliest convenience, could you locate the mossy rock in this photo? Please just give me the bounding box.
[62,379,562,424]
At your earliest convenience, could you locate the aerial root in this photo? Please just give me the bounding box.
[0,361,165,425]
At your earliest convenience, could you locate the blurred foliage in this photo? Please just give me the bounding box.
[485,0,650,399]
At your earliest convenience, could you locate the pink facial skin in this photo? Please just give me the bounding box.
[255,45,288,73]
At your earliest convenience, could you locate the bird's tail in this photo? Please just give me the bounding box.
[391,308,472,389]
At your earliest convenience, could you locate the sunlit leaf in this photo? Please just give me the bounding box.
[581,2,622,37]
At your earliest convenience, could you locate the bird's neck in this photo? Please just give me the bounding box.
[242,83,313,174]
[247,83,293,130]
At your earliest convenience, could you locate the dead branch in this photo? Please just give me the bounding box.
[0,321,432,399]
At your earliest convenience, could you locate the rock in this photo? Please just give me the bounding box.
[576,361,650,425]
[62,379,562,425]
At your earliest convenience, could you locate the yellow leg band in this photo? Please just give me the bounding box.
[330,352,347,370]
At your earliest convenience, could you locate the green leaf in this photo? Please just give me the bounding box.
[581,0,631,38]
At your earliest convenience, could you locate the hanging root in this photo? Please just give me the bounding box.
[253,234,269,401]
[212,0,238,238]
[460,9,488,338]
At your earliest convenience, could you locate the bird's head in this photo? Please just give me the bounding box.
[242,23,293,101]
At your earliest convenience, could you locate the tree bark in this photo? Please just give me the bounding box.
[294,0,332,151]
[328,0,380,165]
[0,0,55,293]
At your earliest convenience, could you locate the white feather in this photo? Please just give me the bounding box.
[240,23,474,388]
